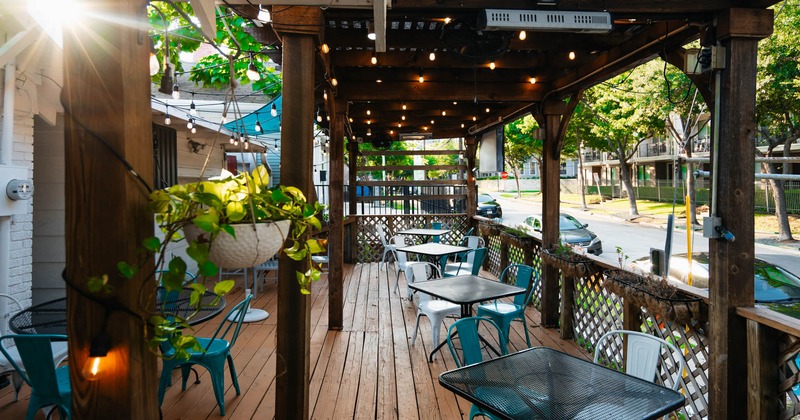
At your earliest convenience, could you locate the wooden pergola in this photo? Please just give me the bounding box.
[62,1,778,418]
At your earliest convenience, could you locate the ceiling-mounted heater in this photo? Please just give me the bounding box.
[478,9,613,33]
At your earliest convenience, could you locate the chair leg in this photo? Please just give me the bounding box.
[394,270,401,294]
[228,355,241,395]
[411,313,422,345]
[180,364,193,390]
[521,318,532,348]
[12,372,23,402]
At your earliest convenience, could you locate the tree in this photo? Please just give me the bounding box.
[582,59,685,215]
[564,100,603,209]
[504,116,542,198]
[755,2,800,241]
[148,3,281,99]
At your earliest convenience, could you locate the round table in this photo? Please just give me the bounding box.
[9,288,227,335]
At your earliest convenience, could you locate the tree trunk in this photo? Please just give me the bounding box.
[761,161,794,241]
[685,146,699,225]
[512,165,521,198]
[617,143,639,215]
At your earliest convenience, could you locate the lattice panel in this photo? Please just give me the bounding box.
[572,273,624,352]
[778,334,800,419]
[354,214,469,262]
[485,234,502,276]
[643,312,709,420]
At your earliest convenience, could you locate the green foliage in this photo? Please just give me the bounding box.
[504,115,542,173]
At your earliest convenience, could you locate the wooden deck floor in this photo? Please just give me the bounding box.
[0,263,591,419]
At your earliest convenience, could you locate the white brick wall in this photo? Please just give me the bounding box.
[7,113,35,308]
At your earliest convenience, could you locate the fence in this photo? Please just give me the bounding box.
[586,180,800,214]
[316,184,467,216]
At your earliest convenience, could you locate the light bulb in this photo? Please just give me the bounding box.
[442,110,446,116]
[429,52,436,61]
[321,43,330,54]
[461,123,465,128]
[270,104,278,117]
[257,8,271,23]
[331,77,338,87]
[569,51,576,60]
[171,84,180,100]
[234,138,239,146]
[317,113,323,123]
[530,77,537,84]
[367,21,376,40]
[246,62,260,81]
[274,142,278,149]
[190,101,197,116]
[397,123,401,128]
[367,119,371,125]
[418,75,424,83]
[366,109,371,115]
[371,55,377,65]
[191,127,196,134]
[367,128,372,136]
[244,141,249,150]
[519,30,527,41]
[326,115,330,121]
[229,135,235,144]
[255,121,262,132]
[444,17,451,24]
[485,107,490,113]
[149,53,159,76]
[82,356,105,381]
[401,115,406,121]
[323,90,328,101]
[489,61,496,70]
[187,119,194,129]
[473,116,477,121]
[431,120,435,124]
[164,115,171,125]
[402,103,407,110]
[389,130,394,134]
[349,117,353,123]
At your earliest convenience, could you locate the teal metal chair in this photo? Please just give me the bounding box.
[430,222,443,243]
[443,247,487,277]
[0,334,71,420]
[158,294,252,416]
[446,317,507,420]
[476,264,538,348]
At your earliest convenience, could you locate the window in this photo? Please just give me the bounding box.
[153,123,178,189]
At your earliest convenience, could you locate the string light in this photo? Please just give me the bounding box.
[257,7,271,23]
[397,123,402,128]
[489,61,496,70]
[402,103,407,110]
[366,109,371,115]
[472,116,477,121]
[529,77,537,84]
[568,51,576,60]
[323,90,328,101]
[430,119,435,124]
[401,115,406,121]
[485,107,490,113]
[171,84,180,100]
[444,17,451,24]
[164,109,171,126]
[330,77,338,87]
[461,123,465,128]
[229,134,235,144]
[190,94,197,116]
[371,52,377,65]
[82,333,111,381]
[441,110,446,116]
[367,21,376,40]
[320,43,330,54]
[367,128,372,136]
[349,117,354,123]
[270,103,278,117]
[246,54,260,81]
[186,118,194,129]
[316,110,323,123]
[418,72,424,83]
[274,140,278,149]
[255,119,262,133]
[519,30,527,41]
[429,51,436,61]
[221,111,227,124]
[191,126,196,134]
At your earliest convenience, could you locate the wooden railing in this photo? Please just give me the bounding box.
[353,214,470,262]
[475,218,710,419]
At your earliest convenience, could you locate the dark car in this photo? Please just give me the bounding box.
[632,253,800,307]
[477,193,502,219]
[517,213,603,255]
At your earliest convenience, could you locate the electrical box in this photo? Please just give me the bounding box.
[6,179,34,201]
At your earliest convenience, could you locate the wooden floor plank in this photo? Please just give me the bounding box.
[0,263,597,420]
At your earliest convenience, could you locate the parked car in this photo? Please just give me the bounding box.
[631,253,800,307]
[517,213,603,255]
[477,193,502,219]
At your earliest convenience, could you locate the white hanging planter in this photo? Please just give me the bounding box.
[184,220,291,269]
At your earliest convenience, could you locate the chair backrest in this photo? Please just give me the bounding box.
[593,330,686,391]
[499,264,537,307]
[207,294,253,350]
[0,294,23,336]
[460,235,485,250]
[430,222,443,242]
[446,317,507,367]
[376,224,390,247]
[461,247,488,275]
[408,262,441,305]
[0,334,66,395]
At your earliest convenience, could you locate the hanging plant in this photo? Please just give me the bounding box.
[540,243,597,278]
[603,269,705,325]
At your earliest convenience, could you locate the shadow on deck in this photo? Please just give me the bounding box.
[0,263,590,419]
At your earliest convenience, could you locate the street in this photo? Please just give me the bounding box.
[492,195,800,276]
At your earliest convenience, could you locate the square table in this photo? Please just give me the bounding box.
[439,347,685,420]
[408,275,526,361]
[397,242,470,269]
[396,228,450,243]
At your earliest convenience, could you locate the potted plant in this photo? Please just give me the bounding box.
[603,269,704,325]
[539,242,596,278]
[90,165,324,359]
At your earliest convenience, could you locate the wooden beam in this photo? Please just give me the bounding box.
[359,180,465,186]
[274,7,320,417]
[359,150,462,156]
[62,0,157,417]
[328,99,345,330]
[356,194,465,202]
[337,81,546,102]
[465,136,478,223]
[707,14,764,417]
[356,164,465,172]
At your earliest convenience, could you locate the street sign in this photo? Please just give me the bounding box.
[500,171,508,179]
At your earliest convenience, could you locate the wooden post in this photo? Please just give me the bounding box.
[62,1,158,417]
[540,100,566,327]
[465,136,478,225]
[746,319,778,419]
[348,141,358,216]
[559,276,575,339]
[499,235,509,274]
[273,6,322,418]
[328,98,345,330]
[708,8,773,418]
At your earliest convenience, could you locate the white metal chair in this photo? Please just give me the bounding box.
[593,330,686,391]
[375,223,394,270]
[253,254,280,291]
[390,235,413,295]
[409,263,460,359]
[0,294,69,402]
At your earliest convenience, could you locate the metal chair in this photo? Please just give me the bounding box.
[390,235,414,295]
[253,254,280,291]
[409,263,460,358]
[476,264,538,348]
[593,330,686,391]
[430,222,443,242]
[443,247,487,277]
[0,334,71,420]
[158,294,253,416]
[446,317,507,420]
[375,223,394,270]
[0,294,69,402]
